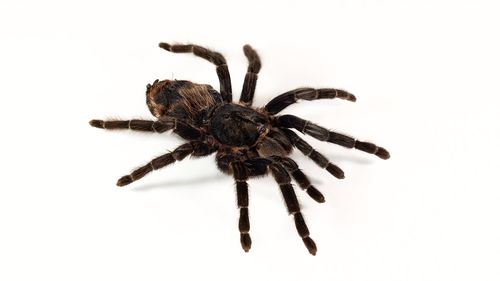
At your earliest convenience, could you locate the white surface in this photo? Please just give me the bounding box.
[1,1,499,280]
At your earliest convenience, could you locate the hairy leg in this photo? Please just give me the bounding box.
[89,119,173,133]
[159,42,232,102]
[269,162,317,255]
[90,118,204,141]
[270,156,325,203]
[231,161,252,252]
[281,128,345,179]
[116,141,215,186]
[265,87,356,115]
[277,115,390,159]
[239,44,261,106]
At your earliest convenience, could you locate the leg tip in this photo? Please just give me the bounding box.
[158,42,171,50]
[89,119,104,128]
[307,186,325,203]
[326,163,345,179]
[376,147,390,160]
[116,175,133,187]
[303,237,317,256]
[243,44,252,52]
[240,233,252,252]
[337,90,356,102]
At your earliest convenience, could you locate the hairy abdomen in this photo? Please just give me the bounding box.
[146,79,222,124]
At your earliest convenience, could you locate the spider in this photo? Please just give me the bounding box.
[89,42,390,255]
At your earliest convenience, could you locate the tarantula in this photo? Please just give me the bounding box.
[89,43,390,255]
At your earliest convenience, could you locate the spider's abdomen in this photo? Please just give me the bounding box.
[209,104,270,147]
[146,79,222,124]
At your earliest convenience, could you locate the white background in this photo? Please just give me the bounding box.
[1,1,499,280]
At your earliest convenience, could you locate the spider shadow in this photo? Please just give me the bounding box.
[324,153,375,165]
[293,152,377,186]
[293,150,375,166]
[131,174,223,192]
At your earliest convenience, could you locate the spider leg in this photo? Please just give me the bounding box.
[90,118,203,141]
[277,115,390,159]
[159,42,232,103]
[282,128,345,179]
[270,156,325,203]
[239,44,261,106]
[265,88,356,115]
[231,161,252,252]
[269,162,317,255]
[116,141,215,186]
[89,119,173,133]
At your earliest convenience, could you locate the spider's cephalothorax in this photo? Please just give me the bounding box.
[90,43,390,255]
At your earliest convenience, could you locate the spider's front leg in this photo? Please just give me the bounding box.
[277,115,390,159]
[231,161,252,252]
[281,128,345,179]
[269,162,317,255]
[221,155,318,255]
[269,156,325,203]
[217,153,255,252]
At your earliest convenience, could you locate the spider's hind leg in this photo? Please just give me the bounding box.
[159,42,232,102]
[239,44,261,106]
[265,87,356,115]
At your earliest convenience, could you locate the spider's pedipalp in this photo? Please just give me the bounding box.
[269,162,317,255]
[265,88,356,115]
[231,161,252,252]
[159,42,232,102]
[89,119,174,133]
[282,128,345,179]
[277,115,390,160]
[116,141,215,187]
[240,44,261,106]
[270,156,325,203]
